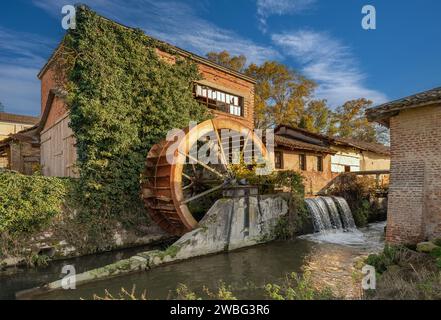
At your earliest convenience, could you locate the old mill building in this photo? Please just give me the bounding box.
[37,12,256,178]
[367,86,441,244]
[274,125,390,195]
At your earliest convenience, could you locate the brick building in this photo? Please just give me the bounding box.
[274,125,390,195]
[37,13,255,177]
[367,86,441,244]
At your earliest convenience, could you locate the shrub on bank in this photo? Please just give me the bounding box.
[0,171,70,236]
[364,245,441,300]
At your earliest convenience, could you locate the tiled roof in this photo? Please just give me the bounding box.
[333,137,390,156]
[275,135,335,154]
[366,86,441,125]
[275,124,389,156]
[0,125,40,147]
[0,112,39,125]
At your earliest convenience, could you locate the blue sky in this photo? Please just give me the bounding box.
[1,0,440,116]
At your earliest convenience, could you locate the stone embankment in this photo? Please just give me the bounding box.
[18,193,290,298]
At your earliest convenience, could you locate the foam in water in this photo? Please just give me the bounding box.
[301,196,382,249]
[305,196,355,233]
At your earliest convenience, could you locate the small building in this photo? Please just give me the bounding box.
[367,86,441,244]
[37,13,256,178]
[331,137,390,173]
[0,112,39,171]
[274,125,390,195]
[0,126,40,174]
[0,112,39,141]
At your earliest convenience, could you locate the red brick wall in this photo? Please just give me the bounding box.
[386,104,441,244]
[155,49,255,128]
[41,49,255,129]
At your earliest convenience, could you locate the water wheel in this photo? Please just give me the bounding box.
[141,117,269,236]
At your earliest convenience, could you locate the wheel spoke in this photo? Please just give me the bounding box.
[183,182,194,191]
[182,172,193,181]
[179,150,225,179]
[211,120,230,174]
[181,181,228,205]
[240,130,251,161]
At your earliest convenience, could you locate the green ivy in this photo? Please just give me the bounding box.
[61,6,210,219]
[0,171,70,235]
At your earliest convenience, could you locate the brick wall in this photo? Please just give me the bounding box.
[386,104,441,244]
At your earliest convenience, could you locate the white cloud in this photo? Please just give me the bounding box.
[256,0,316,32]
[0,27,55,115]
[33,0,280,65]
[272,30,388,107]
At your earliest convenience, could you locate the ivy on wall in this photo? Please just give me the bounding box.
[60,6,210,218]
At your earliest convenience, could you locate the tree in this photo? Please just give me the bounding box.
[331,98,378,142]
[0,101,5,113]
[299,99,331,134]
[206,51,247,72]
[245,61,316,128]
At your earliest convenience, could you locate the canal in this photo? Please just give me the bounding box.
[3,222,385,300]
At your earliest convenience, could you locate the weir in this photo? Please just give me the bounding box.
[305,196,356,233]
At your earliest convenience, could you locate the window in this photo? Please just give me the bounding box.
[194,84,243,117]
[299,154,306,171]
[317,156,323,172]
[274,151,283,169]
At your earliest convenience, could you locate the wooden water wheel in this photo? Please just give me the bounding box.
[141,117,269,236]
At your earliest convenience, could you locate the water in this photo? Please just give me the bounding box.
[333,197,357,230]
[2,195,384,300]
[305,196,356,232]
[301,196,383,250]
[20,221,386,300]
[0,242,169,300]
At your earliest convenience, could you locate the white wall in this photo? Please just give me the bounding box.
[331,153,360,173]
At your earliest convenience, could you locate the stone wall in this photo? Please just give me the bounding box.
[386,104,441,244]
[20,194,293,295]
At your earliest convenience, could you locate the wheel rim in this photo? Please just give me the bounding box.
[142,117,268,235]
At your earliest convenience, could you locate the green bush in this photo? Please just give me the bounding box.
[0,171,70,236]
[352,199,370,228]
[365,245,421,274]
[330,174,385,227]
[264,271,337,300]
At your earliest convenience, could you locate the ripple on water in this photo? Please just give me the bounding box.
[299,221,386,253]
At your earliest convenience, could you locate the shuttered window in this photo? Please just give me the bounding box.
[194,84,243,117]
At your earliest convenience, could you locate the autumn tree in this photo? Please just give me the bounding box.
[245,61,316,128]
[205,51,388,143]
[331,98,378,142]
[206,51,247,72]
[299,99,331,134]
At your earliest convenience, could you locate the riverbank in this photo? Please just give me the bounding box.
[18,222,386,300]
[364,242,441,300]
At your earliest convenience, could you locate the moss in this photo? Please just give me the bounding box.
[158,245,181,259]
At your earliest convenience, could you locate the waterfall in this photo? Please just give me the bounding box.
[305,196,356,233]
[333,197,356,230]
